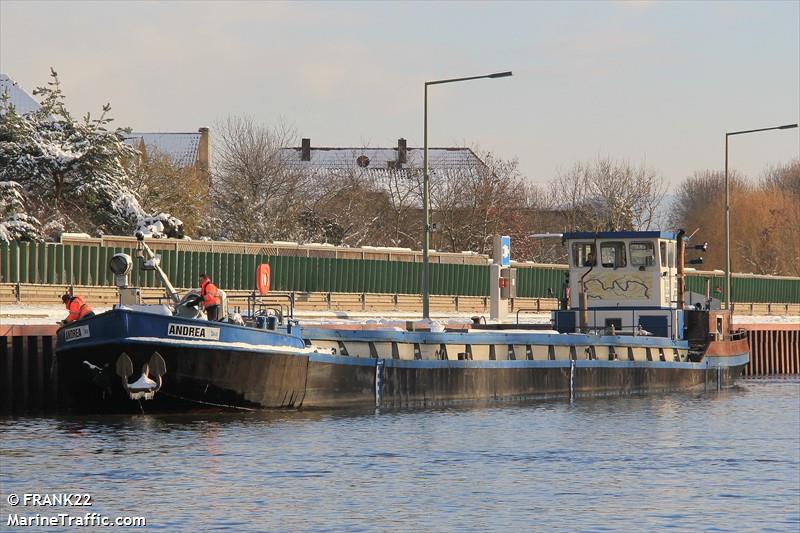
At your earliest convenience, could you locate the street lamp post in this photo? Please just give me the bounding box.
[422,71,512,319]
[723,123,797,312]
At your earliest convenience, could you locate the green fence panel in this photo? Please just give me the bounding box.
[85,246,96,285]
[28,242,39,284]
[316,257,328,293]
[269,256,280,291]
[227,252,236,289]
[345,258,355,293]
[78,246,88,285]
[243,254,255,291]
[63,244,73,285]
[453,264,464,296]
[428,263,439,295]
[214,252,224,285]
[194,252,205,281]
[295,256,306,292]
[362,260,373,293]
[341,259,352,293]
[179,251,189,289]
[358,260,368,293]
[36,242,46,284]
[385,261,398,294]
[16,242,29,284]
[9,242,19,283]
[162,250,174,289]
[311,256,321,292]
[273,256,286,291]
[232,253,241,289]
[438,263,448,295]
[192,252,202,287]
[374,260,384,293]
[291,256,302,291]
[308,257,320,292]
[293,256,302,292]
[345,259,355,293]
[127,248,139,287]
[408,262,417,294]
[96,246,106,286]
[212,252,222,286]
[355,260,364,293]
[44,243,55,284]
[332,258,344,292]
[326,258,337,292]
[175,250,185,288]
[0,241,8,283]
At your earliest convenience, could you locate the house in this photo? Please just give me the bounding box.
[123,128,211,187]
[281,137,489,178]
[0,73,41,115]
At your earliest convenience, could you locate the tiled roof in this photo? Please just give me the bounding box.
[0,74,41,115]
[282,147,483,169]
[124,132,201,168]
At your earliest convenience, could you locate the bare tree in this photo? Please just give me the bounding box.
[382,166,422,248]
[550,157,667,232]
[670,161,800,276]
[210,117,305,242]
[671,169,744,272]
[430,149,529,255]
[129,146,207,237]
[299,163,389,247]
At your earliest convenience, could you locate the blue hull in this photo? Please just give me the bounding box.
[55,310,748,412]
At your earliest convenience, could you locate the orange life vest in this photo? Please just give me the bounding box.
[200,279,221,307]
[65,296,93,323]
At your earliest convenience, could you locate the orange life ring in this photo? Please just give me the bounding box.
[256,264,271,295]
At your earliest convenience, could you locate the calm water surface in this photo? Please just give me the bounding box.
[2,378,799,532]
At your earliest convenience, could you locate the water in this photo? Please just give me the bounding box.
[2,379,799,532]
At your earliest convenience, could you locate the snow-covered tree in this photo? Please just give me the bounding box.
[0,180,41,242]
[0,68,145,237]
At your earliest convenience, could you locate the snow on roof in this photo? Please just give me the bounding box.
[124,132,201,168]
[0,74,41,115]
[281,146,486,173]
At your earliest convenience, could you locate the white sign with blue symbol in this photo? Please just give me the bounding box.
[500,236,510,266]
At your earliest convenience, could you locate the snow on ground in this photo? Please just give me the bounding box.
[0,303,554,327]
[732,315,800,325]
[1,303,795,327]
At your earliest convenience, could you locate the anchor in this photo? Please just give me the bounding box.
[115,352,167,400]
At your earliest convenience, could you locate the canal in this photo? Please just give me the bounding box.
[1,378,798,531]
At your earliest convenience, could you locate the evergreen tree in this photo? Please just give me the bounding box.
[0,180,41,242]
[0,68,145,238]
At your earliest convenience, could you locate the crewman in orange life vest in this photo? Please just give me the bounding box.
[199,274,222,321]
[61,293,95,324]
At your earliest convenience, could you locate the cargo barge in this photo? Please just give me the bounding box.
[55,230,749,412]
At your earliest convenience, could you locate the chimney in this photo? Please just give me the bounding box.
[397,138,407,164]
[301,138,311,161]
[198,127,211,191]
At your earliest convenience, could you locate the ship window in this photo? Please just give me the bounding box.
[631,242,655,267]
[668,242,676,267]
[660,241,667,267]
[600,242,627,268]
[572,242,596,267]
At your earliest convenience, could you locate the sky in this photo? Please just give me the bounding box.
[1,0,798,189]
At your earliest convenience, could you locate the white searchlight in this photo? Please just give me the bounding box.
[110,253,141,306]
[109,253,133,288]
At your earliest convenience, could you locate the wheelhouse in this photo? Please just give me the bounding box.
[555,231,682,339]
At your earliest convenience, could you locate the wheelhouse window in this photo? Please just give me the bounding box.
[572,242,596,267]
[660,241,667,267]
[631,241,655,267]
[667,242,676,268]
[600,242,627,268]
